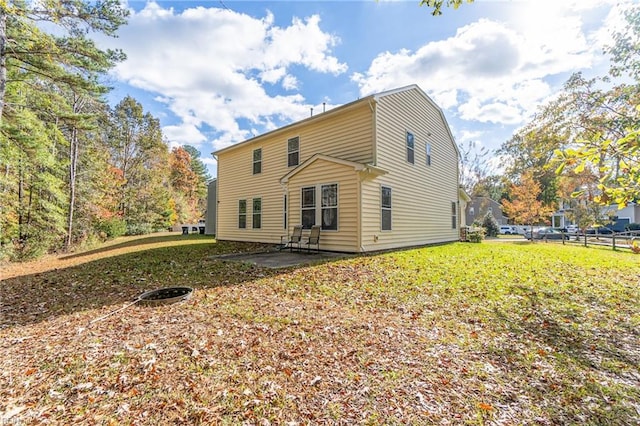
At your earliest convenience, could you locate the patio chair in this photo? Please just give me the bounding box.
[305,225,321,253]
[285,225,303,252]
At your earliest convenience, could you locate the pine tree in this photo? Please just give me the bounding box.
[108,96,172,233]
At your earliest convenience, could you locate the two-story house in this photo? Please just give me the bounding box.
[465,196,508,227]
[212,85,460,253]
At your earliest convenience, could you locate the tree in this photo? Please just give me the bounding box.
[458,140,491,195]
[481,211,500,237]
[0,1,128,256]
[420,0,474,16]
[501,171,555,233]
[554,4,640,207]
[169,146,201,223]
[108,96,172,232]
[0,0,128,121]
[183,145,211,216]
[2,81,68,258]
[556,170,603,233]
[498,116,566,206]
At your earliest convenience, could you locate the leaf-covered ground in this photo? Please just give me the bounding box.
[1,234,639,425]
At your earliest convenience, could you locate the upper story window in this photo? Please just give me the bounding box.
[406,132,414,164]
[253,148,262,174]
[288,136,299,167]
[426,143,432,166]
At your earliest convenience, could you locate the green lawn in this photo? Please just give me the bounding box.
[1,235,639,424]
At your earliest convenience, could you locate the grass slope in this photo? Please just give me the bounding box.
[1,234,639,424]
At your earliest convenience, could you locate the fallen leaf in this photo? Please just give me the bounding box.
[478,402,494,411]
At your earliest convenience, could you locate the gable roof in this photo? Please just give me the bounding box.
[374,84,460,159]
[280,153,387,184]
[212,84,458,158]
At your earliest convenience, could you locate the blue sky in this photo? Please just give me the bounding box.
[99,0,633,176]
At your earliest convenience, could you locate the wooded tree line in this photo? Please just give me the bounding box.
[460,4,640,230]
[0,1,209,260]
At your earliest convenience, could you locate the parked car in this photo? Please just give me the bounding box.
[525,227,569,240]
[566,224,579,233]
[584,226,614,235]
[499,225,517,235]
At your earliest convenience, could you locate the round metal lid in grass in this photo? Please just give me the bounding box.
[138,286,194,306]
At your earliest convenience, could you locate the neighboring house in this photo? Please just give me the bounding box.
[205,179,217,236]
[552,202,640,230]
[212,85,460,253]
[465,196,508,226]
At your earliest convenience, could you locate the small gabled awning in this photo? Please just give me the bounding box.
[280,153,387,184]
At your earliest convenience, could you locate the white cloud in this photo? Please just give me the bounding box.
[104,2,346,153]
[457,129,485,144]
[352,2,618,126]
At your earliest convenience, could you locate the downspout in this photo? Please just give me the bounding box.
[360,99,377,252]
[369,98,377,166]
[357,174,363,253]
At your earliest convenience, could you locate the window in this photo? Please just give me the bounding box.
[406,132,414,164]
[238,200,247,229]
[426,143,432,166]
[301,184,339,230]
[253,148,262,174]
[451,201,457,229]
[301,186,316,228]
[283,195,288,229]
[381,186,392,231]
[321,184,338,231]
[288,136,299,167]
[252,198,261,229]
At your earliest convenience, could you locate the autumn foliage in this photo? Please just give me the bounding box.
[502,171,555,229]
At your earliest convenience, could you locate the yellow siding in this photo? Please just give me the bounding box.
[216,102,372,245]
[287,159,359,252]
[216,85,460,252]
[361,89,460,251]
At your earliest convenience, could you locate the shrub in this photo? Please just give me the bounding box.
[97,217,127,238]
[482,212,500,237]
[126,223,154,236]
[8,234,53,261]
[468,227,485,243]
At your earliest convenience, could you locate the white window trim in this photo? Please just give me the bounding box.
[301,186,316,229]
[283,194,288,230]
[320,183,338,232]
[451,201,457,229]
[253,148,262,175]
[381,185,392,232]
[406,131,415,165]
[300,183,339,231]
[252,197,262,229]
[287,136,300,168]
[238,199,247,229]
